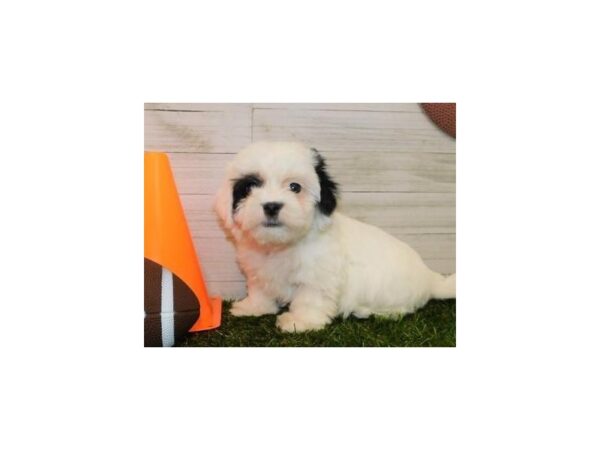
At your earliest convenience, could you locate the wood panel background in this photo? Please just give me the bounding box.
[144,103,456,299]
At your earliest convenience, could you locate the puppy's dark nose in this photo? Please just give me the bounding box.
[263,202,283,218]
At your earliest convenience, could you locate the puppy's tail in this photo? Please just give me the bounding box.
[430,272,456,299]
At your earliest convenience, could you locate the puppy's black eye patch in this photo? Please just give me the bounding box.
[232,174,262,212]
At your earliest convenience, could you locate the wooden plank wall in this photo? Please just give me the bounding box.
[144,103,456,300]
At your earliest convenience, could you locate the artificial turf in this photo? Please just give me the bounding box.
[177,298,456,347]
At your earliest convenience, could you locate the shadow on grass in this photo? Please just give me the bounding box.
[177,298,456,347]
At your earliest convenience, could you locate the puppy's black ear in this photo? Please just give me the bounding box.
[311,148,338,216]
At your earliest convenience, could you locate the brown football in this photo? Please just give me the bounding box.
[144,258,200,347]
[421,103,456,138]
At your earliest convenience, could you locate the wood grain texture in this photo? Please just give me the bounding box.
[205,281,247,300]
[253,106,454,153]
[166,152,230,194]
[145,103,251,112]
[324,151,455,192]
[254,103,421,112]
[144,103,456,299]
[338,192,456,235]
[144,106,251,153]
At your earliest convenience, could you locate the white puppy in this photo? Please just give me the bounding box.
[215,142,455,332]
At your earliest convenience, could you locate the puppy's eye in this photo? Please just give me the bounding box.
[289,182,302,193]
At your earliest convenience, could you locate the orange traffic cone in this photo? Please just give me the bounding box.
[144,151,221,347]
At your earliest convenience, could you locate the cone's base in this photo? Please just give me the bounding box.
[189,296,222,332]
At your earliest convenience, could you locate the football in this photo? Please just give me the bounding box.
[144,258,200,347]
[421,103,456,138]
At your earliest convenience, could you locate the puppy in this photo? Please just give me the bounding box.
[215,142,455,332]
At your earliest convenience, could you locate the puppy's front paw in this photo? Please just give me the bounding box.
[276,312,327,333]
[230,296,278,317]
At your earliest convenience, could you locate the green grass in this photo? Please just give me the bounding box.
[177,299,455,347]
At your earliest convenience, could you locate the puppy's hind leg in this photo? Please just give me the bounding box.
[276,286,336,333]
[230,285,280,317]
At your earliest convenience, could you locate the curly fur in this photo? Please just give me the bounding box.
[214,141,455,332]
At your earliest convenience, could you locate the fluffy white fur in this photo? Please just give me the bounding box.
[215,142,456,332]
